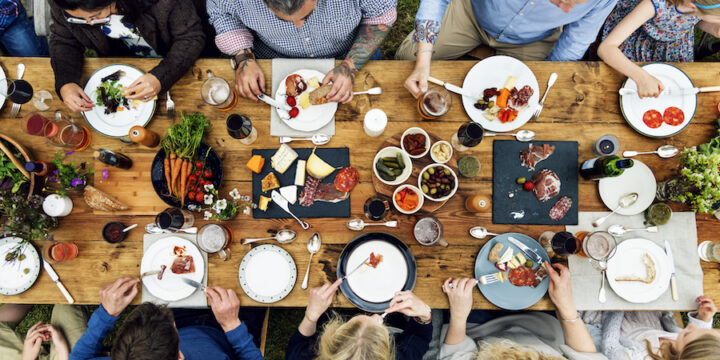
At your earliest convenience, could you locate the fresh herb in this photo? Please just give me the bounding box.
[0,140,28,194]
[48,152,94,196]
[161,112,211,159]
[0,192,58,244]
[96,70,129,114]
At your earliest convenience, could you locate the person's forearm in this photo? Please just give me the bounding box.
[558,311,597,353]
[597,42,647,82]
[414,42,434,68]
[444,316,467,345]
[343,23,392,73]
[298,314,318,337]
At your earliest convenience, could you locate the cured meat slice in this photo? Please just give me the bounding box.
[511,85,534,108]
[549,196,572,221]
[334,167,359,192]
[299,175,320,207]
[367,252,383,268]
[531,169,561,202]
[531,266,548,288]
[643,110,663,129]
[157,265,167,280]
[663,106,684,126]
[509,267,535,287]
[520,143,555,171]
[314,183,349,203]
[170,255,195,274]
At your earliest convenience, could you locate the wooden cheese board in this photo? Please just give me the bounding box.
[371,131,458,214]
[93,153,168,215]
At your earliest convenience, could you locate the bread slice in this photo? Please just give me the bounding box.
[261,172,280,193]
[488,243,504,263]
[308,84,332,105]
[615,253,656,284]
[84,185,129,211]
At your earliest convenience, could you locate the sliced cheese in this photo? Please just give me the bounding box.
[515,253,526,265]
[279,185,297,205]
[499,248,514,263]
[258,196,271,211]
[504,76,517,90]
[271,144,298,174]
[295,160,306,186]
[507,258,520,269]
[307,77,320,89]
[495,271,506,283]
[299,91,310,109]
[306,148,335,179]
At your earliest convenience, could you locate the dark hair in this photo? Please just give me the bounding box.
[262,0,307,15]
[52,0,158,23]
[111,303,179,360]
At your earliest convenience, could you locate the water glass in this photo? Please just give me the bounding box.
[363,109,387,137]
[201,70,237,111]
[698,241,720,263]
[226,114,257,145]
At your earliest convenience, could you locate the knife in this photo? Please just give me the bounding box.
[619,86,720,97]
[271,190,310,229]
[43,261,74,304]
[507,237,544,266]
[257,93,292,112]
[181,277,206,292]
[427,76,481,99]
[664,240,678,301]
[342,257,370,280]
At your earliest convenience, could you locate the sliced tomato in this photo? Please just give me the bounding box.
[642,109,663,129]
[663,106,684,126]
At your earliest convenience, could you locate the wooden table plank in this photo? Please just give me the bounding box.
[0,57,719,310]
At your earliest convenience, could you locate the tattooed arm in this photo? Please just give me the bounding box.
[233,48,266,101]
[322,23,392,104]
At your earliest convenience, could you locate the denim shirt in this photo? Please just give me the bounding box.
[413,0,618,61]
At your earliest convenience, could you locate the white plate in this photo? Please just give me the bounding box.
[0,65,6,111]
[239,245,296,303]
[461,55,540,132]
[598,160,656,215]
[620,63,696,138]
[275,69,337,132]
[82,64,156,138]
[0,237,40,295]
[606,238,671,303]
[345,240,408,303]
[140,237,205,302]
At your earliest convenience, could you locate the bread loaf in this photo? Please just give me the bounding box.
[84,185,129,211]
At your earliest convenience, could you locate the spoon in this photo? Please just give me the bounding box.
[598,260,608,303]
[622,145,679,159]
[123,224,138,232]
[469,226,500,239]
[346,218,398,231]
[241,229,297,245]
[145,223,198,234]
[353,87,382,96]
[592,192,639,227]
[607,224,659,236]
[301,233,322,290]
[279,134,331,146]
[483,129,536,142]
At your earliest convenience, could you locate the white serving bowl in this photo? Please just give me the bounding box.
[373,146,413,186]
[400,127,431,159]
[417,163,458,202]
[392,184,424,215]
[430,140,453,164]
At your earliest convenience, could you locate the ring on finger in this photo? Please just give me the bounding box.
[448,283,455,289]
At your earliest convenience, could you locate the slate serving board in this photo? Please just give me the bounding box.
[492,140,578,225]
[252,147,350,219]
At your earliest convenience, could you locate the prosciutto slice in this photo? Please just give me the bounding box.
[520,143,555,171]
[549,196,572,221]
[299,176,320,207]
[531,169,561,202]
[170,255,195,274]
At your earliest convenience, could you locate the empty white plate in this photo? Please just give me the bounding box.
[598,160,656,216]
[239,245,296,303]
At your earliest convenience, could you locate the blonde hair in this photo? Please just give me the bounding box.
[472,339,566,360]
[667,0,720,15]
[315,313,393,360]
[645,333,720,360]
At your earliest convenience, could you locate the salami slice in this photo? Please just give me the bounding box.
[663,106,684,126]
[509,267,534,287]
[334,167,359,192]
[549,196,572,221]
[642,109,663,129]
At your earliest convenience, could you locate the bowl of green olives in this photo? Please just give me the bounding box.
[417,163,458,202]
[373,146,413,186]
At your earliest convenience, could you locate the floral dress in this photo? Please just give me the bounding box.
[601,0,700,62]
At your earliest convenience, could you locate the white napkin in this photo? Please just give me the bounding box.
[141,233,208,308]
[270,58,335,137]
[566,212,703,311]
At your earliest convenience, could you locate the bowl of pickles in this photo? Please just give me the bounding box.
[373,146,412,186]
[418,163,458,202]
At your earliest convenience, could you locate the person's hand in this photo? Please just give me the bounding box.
[46,324,69,358]
[443,278,476,320]
[546,262,577,320]
[322,61,356,104]
[123,73,161,101]
[386,291,431,320]
[60,83,95,112]
[99,277,139,317]
[404,63,430,99]
[696,296,717,322]
[305,279,343,323]
[205,286,242,332]
[22,322,48,360]
[635,72,664,98]
[234,60,265,101]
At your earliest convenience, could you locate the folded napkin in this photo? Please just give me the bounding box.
[142,233,208,308]
[566,212,703,311]
[270,58,335,137]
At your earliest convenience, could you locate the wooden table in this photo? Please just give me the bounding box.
[1,57,719,310]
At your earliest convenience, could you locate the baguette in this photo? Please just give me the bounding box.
[84,185,129,211]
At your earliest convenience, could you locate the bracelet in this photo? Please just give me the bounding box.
[560,312,581,322]
[414,305,432,325]
[414,49,435,56]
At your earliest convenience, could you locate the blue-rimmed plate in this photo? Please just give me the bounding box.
[0,237,41,295]
[337,232,416,312]
[239,245,296,304]
[474,233,549,310]
[620,63,696,138]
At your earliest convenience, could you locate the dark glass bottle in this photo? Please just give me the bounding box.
[93,149,132,169]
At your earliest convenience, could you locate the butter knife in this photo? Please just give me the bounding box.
[427,76,481,99]
[257,93,292,112]
[271,190,310,229]
[43,261,74,304]
[507,237,544,266]
[342,257,370,280]
[664,240,678,301]
[181,277,206,292]
[619,86,720,97]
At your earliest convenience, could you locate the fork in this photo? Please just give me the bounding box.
[477,273,500,285]
[166,91,175,120]
[529,72,557,122]
[10,63,25,118]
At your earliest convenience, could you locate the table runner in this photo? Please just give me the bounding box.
[566,212,702,310]
[270,58,335,137]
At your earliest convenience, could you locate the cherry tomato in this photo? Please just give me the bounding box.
[187,191,196,201]
[289,107,299,118]
[286,96,296,107]
[195,160,204,169]
[189,174,198,183]
[195,191,205,203]
[203,169,213,178]
[523,181,535,191]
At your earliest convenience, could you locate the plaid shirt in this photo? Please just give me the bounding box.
[0,0,19,29]
[207,0,396,58]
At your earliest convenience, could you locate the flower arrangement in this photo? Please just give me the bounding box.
[187,184,252,221]
[49,152,94,196]
[0,191,58,244]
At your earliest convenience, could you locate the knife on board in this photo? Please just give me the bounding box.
[181,277,207,292]
[43,261,74,304]
[271,190,310,230]
[427,76,481,100]
[664,240,678,301]
[507,237,544,266]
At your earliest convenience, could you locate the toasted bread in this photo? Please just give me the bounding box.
[261,172,280,193]
[84,185,129,211]
[488,243,504,263]
[615,253,656,284]
[308,84,332,105]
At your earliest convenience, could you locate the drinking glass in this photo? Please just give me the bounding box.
[201,70,237,111]
[451,121,484,152]
[21,112,56,136]
[417,86,451,119]
[42,241,79,264]
[226,114,257,145]
[155,208,195,229]
[413,216,448,247]
[32,90,53,111]
[45,112,91,151]
[197,223,232,261]
[698,241,720,263]
[0,78,33,104]
[551,231,580,257]
[364,197,389,221]
[582,231,617,262]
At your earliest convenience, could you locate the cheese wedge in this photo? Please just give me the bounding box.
[495,271,506,283]
[307,77,320,89]
[515,253,526,265]
[261,172,280,193]
[306,148,335,179]
[504,76,517,90]
[295,160,306,186]
[271,144,298,174]
[258,196,271,211]
[507,258,520,269]
[279,185,297,205]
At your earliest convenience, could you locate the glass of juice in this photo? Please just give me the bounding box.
[45,112,91,151]
[645,203,672,226]
[417,86,451,119]
[42,241,79,264]
[22,112,57,137]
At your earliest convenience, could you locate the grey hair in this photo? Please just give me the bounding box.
[262,0,307,15]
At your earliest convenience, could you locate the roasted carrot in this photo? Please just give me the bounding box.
[164,156,172,196]
[180,159,190,207]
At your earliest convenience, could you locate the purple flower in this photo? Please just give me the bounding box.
[102,169,109,179]
[71,178,83,187]
[65,151,75,156]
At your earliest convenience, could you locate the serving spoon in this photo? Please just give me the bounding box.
[347,219,398,231]
[469,226,500,239]
[483,129,536,142]
[607,224,659,236]
[241,229,297,245]
[622,145,679,159]
[279,134,331,146]
[592,192,639,227]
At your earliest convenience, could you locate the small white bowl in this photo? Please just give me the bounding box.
[430,140,453,164]
[392,184,424,215]
[417,163,459,202]
[373,146,413,186]
[400,127,430,159]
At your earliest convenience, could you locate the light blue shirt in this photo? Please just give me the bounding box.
[414,0,618,61]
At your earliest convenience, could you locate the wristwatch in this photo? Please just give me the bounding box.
[230,51,256,70]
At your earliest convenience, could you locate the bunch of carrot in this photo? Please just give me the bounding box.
[161,112,210,207]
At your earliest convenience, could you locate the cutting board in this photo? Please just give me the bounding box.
[93,153,169,215]
[251,147,351,219]
[492,140,578,225]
